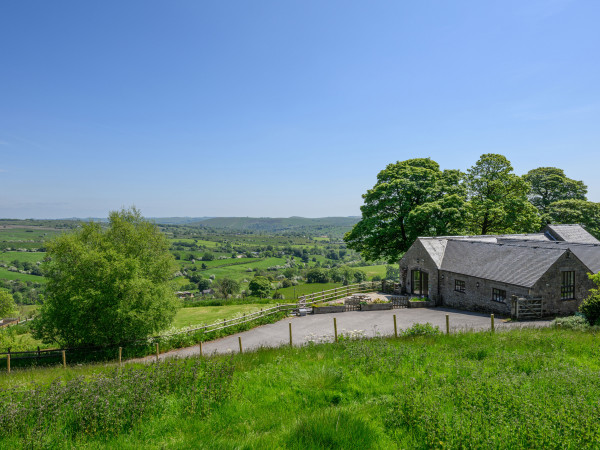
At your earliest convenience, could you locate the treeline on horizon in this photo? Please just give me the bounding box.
[344,153,600,263]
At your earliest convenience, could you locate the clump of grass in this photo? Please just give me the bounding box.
[0,357,234,447]
[3,327,600,448]
[401,322,440,337]
[286,408,387,449]
[551,314,590,330]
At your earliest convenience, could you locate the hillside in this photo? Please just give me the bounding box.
[2,328,599,448]
[190,216,360,235]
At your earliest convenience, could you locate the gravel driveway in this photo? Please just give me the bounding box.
[140,307,552,362]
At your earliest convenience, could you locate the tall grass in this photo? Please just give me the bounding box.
[2,327,600,448]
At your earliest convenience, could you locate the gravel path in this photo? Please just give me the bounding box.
[137,306,552,362]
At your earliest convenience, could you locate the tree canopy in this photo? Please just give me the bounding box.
[466,154,540,235]
[0,289,17,318]
[33,208,178,347]
[523,167,587,218]
[344,158,468,263]
[213,277,241,299]
[548,200,600,239]
[249,276,271,298]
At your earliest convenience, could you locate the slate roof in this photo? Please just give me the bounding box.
[439,240,566,288]
[498,239,600,274]
[419,238,447,268]
[411,224,600,288]
[544,224,599,244]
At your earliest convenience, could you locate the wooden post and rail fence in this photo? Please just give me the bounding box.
[1,281,496,372]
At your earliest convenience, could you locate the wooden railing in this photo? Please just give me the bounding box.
[298,281,383,306]
[0,282,386,366]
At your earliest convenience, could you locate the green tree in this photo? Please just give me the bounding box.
[0,289,17,318]
[466,154,540,235]
[547,200,600,239]
[579,273,600,325]
[202,252,215,261]
[197,279,212,291]
[523,167,587,218]
[344,158,467,263]
[33,208,178,347]
[249,276,271,298]
[213,277,241,299]
[306,268,329,283]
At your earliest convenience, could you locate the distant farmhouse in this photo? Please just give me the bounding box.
[399,224,600,317]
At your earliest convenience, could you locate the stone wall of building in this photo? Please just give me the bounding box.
[438,270,528,316]
[531,251,593,316]
[398,240,440,303]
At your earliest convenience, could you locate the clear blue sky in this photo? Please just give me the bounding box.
[1,0,599,219]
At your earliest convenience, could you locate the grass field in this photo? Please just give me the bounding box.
[0,228,61,242]
[359,264,387,279]
[0,251,46,264]
[277,282,344,299]
[0,267,45,283]
[172,304,266,328]
[3,327,600,448]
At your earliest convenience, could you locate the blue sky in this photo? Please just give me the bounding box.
[1,0,599,218]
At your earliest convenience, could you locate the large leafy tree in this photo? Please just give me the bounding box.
[548,200,600,239]
[344,158,467,263]
[249,276,271,298]
[0,289,17,318]
[523,167,587,218]
[213,277,241,299]
[465,154,540,235]
[33,208,178,347]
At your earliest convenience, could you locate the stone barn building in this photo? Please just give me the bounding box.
[398,224,600,317]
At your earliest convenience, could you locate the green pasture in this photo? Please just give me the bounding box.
[0,228,60,241]
[361,264,389,279]
[172,304,266,329]
[4,328,600,448]
[0,267,46,283]
[0,252,46,264]
[276,282,344,300]
[177,257,259,269]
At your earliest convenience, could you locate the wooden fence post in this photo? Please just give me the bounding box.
[62,350,66,369]
[289,322,293,347]
[446,314,450,335]
[155,343,159,362]
[119,347,122,367]
[333,317,338,343]
[6,353,10,374]
[491,314,495,333]
[199,341,203,356]
[238,336,243,353]
[393,314,398,338]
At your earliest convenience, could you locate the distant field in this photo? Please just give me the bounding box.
[0,267,45,283]
[0,252,46,264]
[277,282,344,300]
[362,264,389,279]
[0,228,61,241]
[170,238,220,248]
[172,304,265,328]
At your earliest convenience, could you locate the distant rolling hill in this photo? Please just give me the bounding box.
[189,217,360,235]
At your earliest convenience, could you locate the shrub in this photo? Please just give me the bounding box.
[402,322,440,337]
[579,273,600,325]
[552,315,590,331]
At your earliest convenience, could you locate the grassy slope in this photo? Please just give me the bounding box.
[277,282,344,299]
[172,304,266,328]
[0,251,46,263]
[3,328,600,448]
[0,267,45,283]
